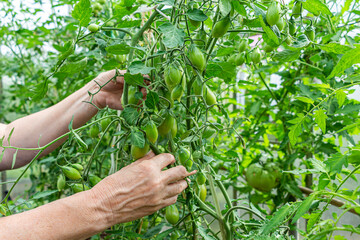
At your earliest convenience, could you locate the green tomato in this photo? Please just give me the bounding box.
[61,166,82,180]
[165,63,183,91]
[93,2,103,11]
[266,2,280,26]
[165,205,179,225]
[257,171,277,192]
[264,162,282,182]
[211,15,231,38]
[288,19,296,36]
[171,84,184,102]
[131,143,150,160]
[122,85,139,106]
[305,26,315,41]
[115,54,127,64]
[195,29,207,49]
[158,112,175,137]
[72,183,90,193]
[100,118,112,131]
[98,0,106,4]
[57,175,66,191]
[71,163,83,172]
[196,173,206,185]
[250,48,262,64]
[263,43,274,53]
[88,23,100,33]
[204,86,217,106]
[178,147,192,166]
[228,54,237,65]
[235,53,245,66]
[192,78,203,96]
[186,159,193,170]
[89,125,100,138]
[276,17,285,31]
[88,175,102,187]
[170,118,177,139]
[292,1,302,19]
[245,163,277,192]
[188,44,206,72]
[198,184,207,202]
[238,39,248,53]
[189,19,201,28]
[170,230,181,240]
[145,121,158,144]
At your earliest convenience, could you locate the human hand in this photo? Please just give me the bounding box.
[89,69,148,110]
[90,152,195,225]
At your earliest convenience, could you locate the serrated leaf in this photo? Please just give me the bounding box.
[324,153,348,174]
[273,50,301,62]
[32,190,58,200]
[60,58,87,74]
[198,226,218,240]
[232,1,247,16]
[71,0,92,27]
[311,158,327,173]
[260,204,293,235]
[328,46,360,79]
[259,16,279,45]
[131,128,145,148]
[106,43,131,55]
[292,194,316,224]
[158,23,185,49]
[302,0,332,16]
[288,114,304,145]
[335,90,347,107]
[187,9,208,22]
[102,59,120,70]
[128,61,154,75]
[216,47,236,57]
[121,107,139,125]
[124,72,145,86]
[314,109,327,133]
[320,43,353,54]
[219,0,232,16]
[145,91,159,109]
[288,34,310,50]
[295,96,314,104]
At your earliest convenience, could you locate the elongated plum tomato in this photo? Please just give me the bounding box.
[171,84,184,102]
[61,166,81,180]
[292,1,302,19]
[204,86,217,106]
[131,143,150,160]
[238,39,248,52]
[250,48,262,64]
[178,147,191,166]
[188,44,206,72]
[196,173,206,185]
[235,53,245,66]
[276,17,285,31]
[88,174,102,187]
[145,121,158,144]
[192,78,203,96]
[157,112,175,137]
[121,85,139,105]
[263,43,274,53]
[165,205,179,225]
[195,29,207,49]
[88,24,99,33]
[305,26,315,41]
[100,118,112,130]
[170,118,177,139]
[198,184,207,202]
[289,19,296,35]
[189,19,201,28]
[266,2,280,26]
[57,175,66,191]
[211,15,231,38]
[89,125,99,138]
[165,63,183,91]
[72,183,90,193]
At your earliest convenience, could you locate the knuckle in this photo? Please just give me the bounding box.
[170,196,178,205]
[161,153,175,162]
[177,166,187,176]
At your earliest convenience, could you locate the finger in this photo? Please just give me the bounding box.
[135,151,156,164]
[162,166,194,183]
[165,180,188,198]
[151,153,175,169]
[163,195,178,207]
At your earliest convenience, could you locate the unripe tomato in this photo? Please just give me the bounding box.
[204,86,217,106]
[170,230,181,240]
[235,53,245,66]
[211,15,231,38]
[115,55,127,64]
[245,163,278,192]
[61,166,82,180]
[145,121,158,144]
[178,147,191,166]
[188,44,206,72]
[238,39,248,53]
[71,163,83,171]
[198,184,207,202]
[266,2,281,26]
[285,36,293,45]
[192,78,203,96]
[88,24,100,33]
[276,17,285,31]
[186,159,193,170]
[158,112,175,137]
[122,85,139,106]
[257,172,277,192]
[192,151,201,160]
[72,183,90,193]
[196,173,206,185]
[165,63,183,91]
[250,48,262,64]
[88,174,102,187]
[189,19,201,28]
[100,118,112,131]
[131,143,150,160]
[165,205,179,225]
[264,162,282,182]
[170,118,177,139]
[57,175,66,191]
[305,26,315,41]
[93,3,103,11]
[288,19,296,36]
[228,54,237,65]
[292,1,302,19]
[171,84,184,102]
[195,29,207,49]
[89,125,100,138]
[98,0,106,4]
[263,43,274,53]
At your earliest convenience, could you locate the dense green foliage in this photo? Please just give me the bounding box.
[1,0,360,239]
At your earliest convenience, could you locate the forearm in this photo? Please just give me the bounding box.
[0,190,111,240]
[0,82,99,170]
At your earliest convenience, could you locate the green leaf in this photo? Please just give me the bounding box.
[131,128,145,148]
[102,59,120,70]
[259,16,279,45]
[60,58,87,74]
[273,50,301,62]
[205,62,236,82]
[105,43,131,55]
[128,61,154,75]
[335,90,347,107]
[320,43,353,54]
[198,226,218,240]
[187,9,208,22]
[328,46,360,79]
[145,91,159,109]
[342,0,353,14]
[292,194,316,224]
[121,107,139,125]
[311,158,327,173]
[295,96,314,104]
[302,0,332,16]
[336,119,360,133]
[58,41,75,62]
[216,47,236,57]
[32,190,58,200]
[72,130,88,149]
[71,0,92,27]
[324,153,348,174]
[288,34,310,50]
[232,1,247,16]
[260,204,293,235]
[124,73,145,86]
[158,23,185,49]
[117,20,141,28]
[219,0,232,16]
[314,109,327,134]
[288,114,304,145]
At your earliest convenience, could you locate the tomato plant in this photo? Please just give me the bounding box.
[2,0,360,239]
